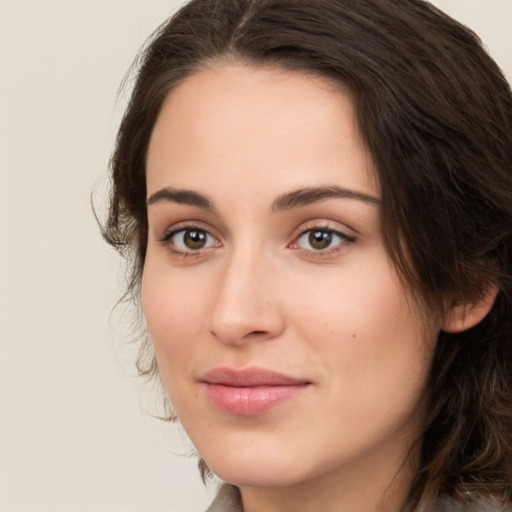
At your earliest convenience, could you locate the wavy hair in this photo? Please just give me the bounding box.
[101,0,512,508]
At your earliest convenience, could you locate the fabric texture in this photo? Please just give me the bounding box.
[205,484,243,512]
[419,496,509,512]
[204,484,510,512]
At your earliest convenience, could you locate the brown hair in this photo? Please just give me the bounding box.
[102,0,512,508]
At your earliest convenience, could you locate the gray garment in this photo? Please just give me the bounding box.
[205,485,242,512]
[420,496,510,512]
[204,485,510,512]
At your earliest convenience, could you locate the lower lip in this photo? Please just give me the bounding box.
[204,383,308,416]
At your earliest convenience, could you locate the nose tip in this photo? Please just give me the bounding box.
[207,258,285,346]
[209,310,281,346]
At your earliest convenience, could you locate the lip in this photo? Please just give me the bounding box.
[200,367,311,416]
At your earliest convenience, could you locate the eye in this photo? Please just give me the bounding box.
[295,228,353,252]
[165,228,219,253]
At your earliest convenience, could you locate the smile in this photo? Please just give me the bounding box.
[200,367,311,416]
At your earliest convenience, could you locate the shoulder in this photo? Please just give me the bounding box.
[420,495,511,512]
[203,487,511,512]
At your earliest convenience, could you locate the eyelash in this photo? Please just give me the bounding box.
[290,223,355,258]
[158,223,355,259]
[158,223,219,258]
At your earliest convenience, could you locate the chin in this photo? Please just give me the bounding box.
[212,464,306,489]
[201,442,316,489]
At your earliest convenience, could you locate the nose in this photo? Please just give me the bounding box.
[207,248,285,346]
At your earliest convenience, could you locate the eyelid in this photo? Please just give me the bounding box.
[290,220,355,242]
[156,221,222,259]
[157,220,218,243]
[288,220,356,256]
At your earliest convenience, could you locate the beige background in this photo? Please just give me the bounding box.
[0,1,511,511]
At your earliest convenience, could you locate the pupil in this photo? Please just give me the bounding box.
[184,230,206,249]
[309,230,332,250]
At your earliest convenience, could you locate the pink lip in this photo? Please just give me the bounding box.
[200,367,310,416]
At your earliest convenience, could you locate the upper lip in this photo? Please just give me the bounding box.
[200,367,310,387]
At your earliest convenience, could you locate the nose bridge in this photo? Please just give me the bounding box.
[208,241,283,345]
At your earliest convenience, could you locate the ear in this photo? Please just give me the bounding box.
[441,284,498,333]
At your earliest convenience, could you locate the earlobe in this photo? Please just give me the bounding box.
[441,284,499,333]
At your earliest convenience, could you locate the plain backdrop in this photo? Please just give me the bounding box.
[0,1,511,511]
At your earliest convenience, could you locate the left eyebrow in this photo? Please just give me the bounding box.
[271,185,380,212]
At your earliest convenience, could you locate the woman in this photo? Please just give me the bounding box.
[102,0,512,510]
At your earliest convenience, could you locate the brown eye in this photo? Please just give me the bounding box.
[184,229,208,249]
[308,230,333,250]
[167,228,218,253]
[295,228,352,253]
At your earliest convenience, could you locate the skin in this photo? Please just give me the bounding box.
[142,63,442,512]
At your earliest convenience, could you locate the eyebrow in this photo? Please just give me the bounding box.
[271,185,380,212]
[147,188,214,210]
[146,185,380,211]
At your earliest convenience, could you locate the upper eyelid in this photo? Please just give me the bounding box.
[292,220,355,239]
[297,227,352,240]
[292,228,354,248]
[157,221,218,242]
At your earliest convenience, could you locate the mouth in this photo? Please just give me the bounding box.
[200,367,311,416]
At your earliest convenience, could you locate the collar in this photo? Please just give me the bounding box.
[205,484,243,512]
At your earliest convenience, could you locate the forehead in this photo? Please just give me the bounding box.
[146,62,377,200]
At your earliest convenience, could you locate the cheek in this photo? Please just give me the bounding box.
[141,259,206,375]
[289,257,416,345]
[289,255,436,405]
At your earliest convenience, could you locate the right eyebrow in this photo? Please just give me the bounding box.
[146,187,214,211]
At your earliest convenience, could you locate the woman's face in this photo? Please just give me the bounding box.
[143,63,440,505]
